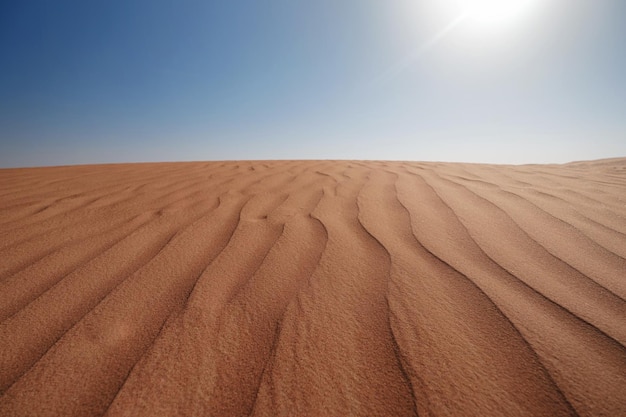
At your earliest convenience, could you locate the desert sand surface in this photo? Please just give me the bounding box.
[0,159,625,417]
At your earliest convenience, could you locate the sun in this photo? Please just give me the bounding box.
[437,0,540,34]
[464,0,537,26]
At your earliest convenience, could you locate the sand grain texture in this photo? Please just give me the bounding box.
[1,159,625,417]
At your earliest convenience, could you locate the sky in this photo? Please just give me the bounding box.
[0,0,625,167]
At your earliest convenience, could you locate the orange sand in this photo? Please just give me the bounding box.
[0,159,625,417]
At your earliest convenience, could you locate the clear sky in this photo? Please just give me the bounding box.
[1,0,625,167]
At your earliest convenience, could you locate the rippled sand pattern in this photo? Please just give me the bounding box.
[1,159,625,417]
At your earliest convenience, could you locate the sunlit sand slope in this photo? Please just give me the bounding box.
[1,159,625,417]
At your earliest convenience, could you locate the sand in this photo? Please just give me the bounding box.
[0,159,625,417]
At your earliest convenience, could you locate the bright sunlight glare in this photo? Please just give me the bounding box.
[439,0,540,33]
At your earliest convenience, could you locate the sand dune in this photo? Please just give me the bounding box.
[0,159,625,417]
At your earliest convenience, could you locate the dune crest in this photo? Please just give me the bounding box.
[1,160,625,417]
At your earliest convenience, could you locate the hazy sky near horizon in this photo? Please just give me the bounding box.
[1,0,625,167]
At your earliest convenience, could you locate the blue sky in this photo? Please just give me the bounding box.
[1,0,624,167]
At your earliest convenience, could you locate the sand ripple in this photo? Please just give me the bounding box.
[0,160,625,416]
